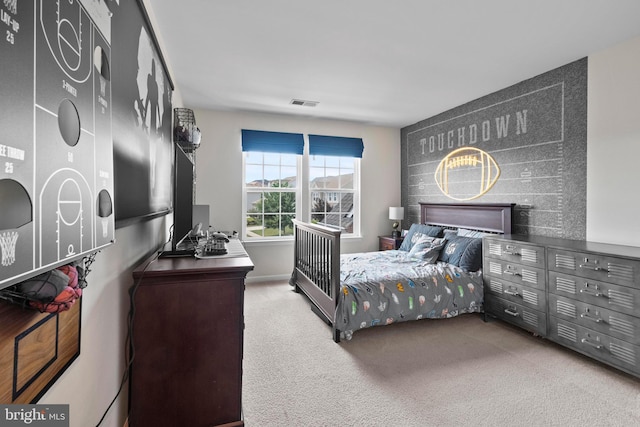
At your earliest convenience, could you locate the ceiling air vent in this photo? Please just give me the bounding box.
[290,99,318,107]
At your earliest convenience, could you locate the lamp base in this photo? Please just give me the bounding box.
[391,230,401,238]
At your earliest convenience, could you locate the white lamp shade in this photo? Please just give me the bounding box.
[389,207,404,221]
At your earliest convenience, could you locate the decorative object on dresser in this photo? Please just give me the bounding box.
[388,206,405,238]
[483,234,640,379]
[290,202,515,342]
[129,238,254,427]
[378,235,404,251]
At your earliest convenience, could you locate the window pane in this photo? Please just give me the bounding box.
[263,152,280,165]
[281,214,295,236]
[281,153,297,166]
[245,151,263,164]
[312,212,326,225]
[339,172,353,189]
[311,192,326,222]
[325,213,340,229]
[325,168,340,187]
[246,214,263,237]
[340,157,355,169]
[324,156,340,167]
[246,192,263,213]
[264,165,280,185]
[281,166,297,188]
[263,214,279,236]
[263,192,280,213]
[309,155,324,168]
[339,192,354,215]
[281,192,296,214]
[245,165,263,186]
[309,167,325,189]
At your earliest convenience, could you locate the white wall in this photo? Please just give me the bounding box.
[587,35,640,246]
[193,109,401,281]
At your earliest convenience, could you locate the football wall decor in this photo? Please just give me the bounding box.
[401,58,587,239]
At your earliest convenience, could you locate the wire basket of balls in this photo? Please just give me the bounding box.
[0,252,98,313]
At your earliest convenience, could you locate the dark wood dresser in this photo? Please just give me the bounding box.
[129,239,254,427]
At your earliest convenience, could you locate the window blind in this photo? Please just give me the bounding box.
[308,134,364,158]
[241,129,304,154]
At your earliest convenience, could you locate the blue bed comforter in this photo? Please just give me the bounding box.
[336,250,484,340]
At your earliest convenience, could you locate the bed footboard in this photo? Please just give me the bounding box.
[290,219,341,342]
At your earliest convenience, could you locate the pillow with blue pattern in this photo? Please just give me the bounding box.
[398,224,444,251]
[438,235,483,272]
[408,236,446,263]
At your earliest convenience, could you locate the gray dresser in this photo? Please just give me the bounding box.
[483,234,640,378]
[483,237,547,336]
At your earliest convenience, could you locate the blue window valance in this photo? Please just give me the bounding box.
[241,129,304,155]
[308,134,364,158]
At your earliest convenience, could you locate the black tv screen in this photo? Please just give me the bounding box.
[172,144,194,250]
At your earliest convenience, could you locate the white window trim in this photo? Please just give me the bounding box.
[242,153,302,241]
[242,149,361,241]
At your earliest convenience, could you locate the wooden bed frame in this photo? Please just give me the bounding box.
[290,202,515,342]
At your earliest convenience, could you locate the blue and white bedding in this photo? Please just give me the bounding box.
[336,249,484,340]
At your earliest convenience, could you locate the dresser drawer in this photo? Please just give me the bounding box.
[549,316,640,376]
[548,270,640,317]
[485,277,546,312]
[548,248,640,287]
[549,294,640,345]
[483,259,545,290]
[484,295,547,336]
[484,239,545,268]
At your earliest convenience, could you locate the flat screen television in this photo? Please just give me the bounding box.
[160,144,195,257]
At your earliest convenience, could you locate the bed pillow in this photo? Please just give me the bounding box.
[438,235,483,272]
[443,229,458,239]
[398,224,444,251]
[408,236,446,263]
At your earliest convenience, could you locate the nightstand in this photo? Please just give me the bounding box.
[378,235,404,251]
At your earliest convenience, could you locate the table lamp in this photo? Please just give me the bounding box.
[389,207,404,238]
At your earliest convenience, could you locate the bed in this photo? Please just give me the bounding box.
[290,202,515,342]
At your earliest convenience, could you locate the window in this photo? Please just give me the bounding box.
[309,155,358,234]
[241,130,303,239]
[242,130,362,240]
[244,151,299,238]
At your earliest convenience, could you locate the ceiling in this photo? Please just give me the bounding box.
[146,0,640,128]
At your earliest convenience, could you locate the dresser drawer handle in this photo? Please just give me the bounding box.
[503,270,522,277]
[504,289,520,297]
[580,313,602,323]
[579,264,609,273]
[579,288,605,298]
[503,251,521,256]
[504,307,519,317]
[581,338,603,349]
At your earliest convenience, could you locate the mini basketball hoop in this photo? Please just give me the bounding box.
[0,231,19,266]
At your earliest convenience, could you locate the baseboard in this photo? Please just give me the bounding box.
[245,274,290,284]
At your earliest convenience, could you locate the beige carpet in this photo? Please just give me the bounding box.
[242,281,640,426]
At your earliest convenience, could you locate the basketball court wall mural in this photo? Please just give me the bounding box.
[401,58,588,239]
[0,0,115,290]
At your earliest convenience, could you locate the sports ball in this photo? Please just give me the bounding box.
[434,147,500,201]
